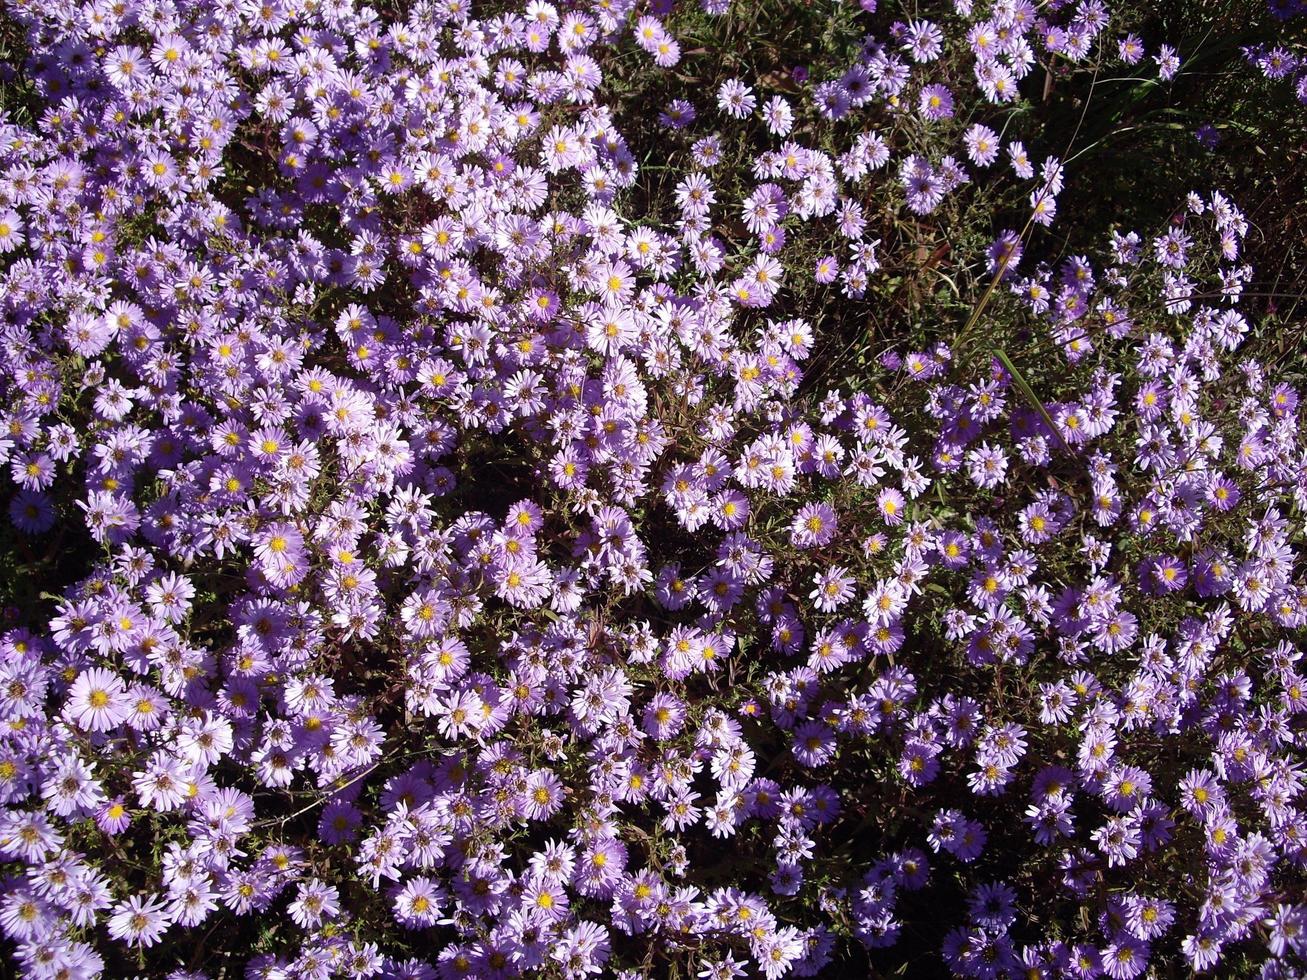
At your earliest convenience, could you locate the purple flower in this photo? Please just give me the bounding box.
[1196,123,1221,148]
[987,230,1023,278]
[95,799,132,835]
[899,740,941,786]
[790,502,837,549]
[64,667,128,733]
[1141,554,1188,593]
[107,893,171,948]
[252,522,307,588]
[918,84,955,120]
[877,488,906,526]
[1156,44,1181,80]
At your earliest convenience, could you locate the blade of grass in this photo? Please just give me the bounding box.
[992,347,1070,455]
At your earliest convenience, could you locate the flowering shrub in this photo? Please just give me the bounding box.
[0,0,1305,977]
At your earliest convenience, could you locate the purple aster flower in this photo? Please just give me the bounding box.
[876,488,906,526]
[899,740,941,786]
[790,502,837,549]
[95,798,132,835]
[64,667,129,733]
[717,78,756,118]
[810,566,855,612]
[1271,382,1299,417]
[918,84,955,120]
[1156,44,1181,80]
[902,19,943,62]
[1094,610,1139,654]
[1142,554,1188,593]
[987,230,1024,278]
[107,893,171,948]
[1101,935,1149,979]
[1119,33,1145,65]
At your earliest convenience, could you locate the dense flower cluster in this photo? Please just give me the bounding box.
[0,0,1304,976]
